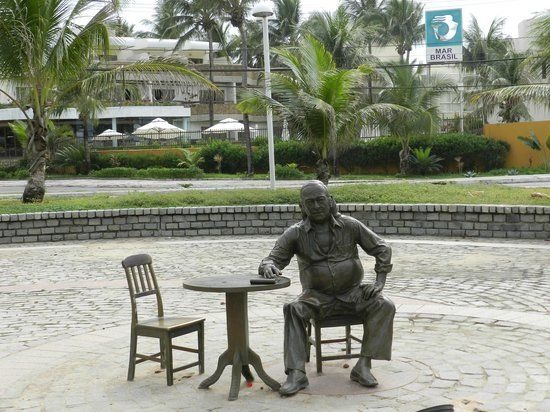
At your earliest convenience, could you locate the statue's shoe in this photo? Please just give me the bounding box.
[279,370,309,396]
[350,366,378,387]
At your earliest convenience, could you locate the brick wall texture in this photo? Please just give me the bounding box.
[0,204,548,244]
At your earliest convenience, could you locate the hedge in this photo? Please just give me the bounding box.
[338,133,509,172]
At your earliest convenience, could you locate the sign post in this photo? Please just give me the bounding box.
[425,9,463,63]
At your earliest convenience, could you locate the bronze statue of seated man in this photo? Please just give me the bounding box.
[259,180,395,396]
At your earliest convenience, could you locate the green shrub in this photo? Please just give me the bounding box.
[199,140,247,173]
[89,166,204,179]
[89,167,137,178]
[135,167,204,179]
[338,133,509,173]
[0,170,9,179]
[410,147,443,175]
[253,140,316,172]
[53,145,87,174]
[13,169,29,179]
[275,163,306,179]
[93,151,183,170]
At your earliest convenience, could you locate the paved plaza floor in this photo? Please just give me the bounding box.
[1,235,549,411]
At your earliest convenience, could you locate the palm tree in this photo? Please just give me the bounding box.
[376,63,455,174]
[470,11,550,109]
[382,0,424,63]
[343,0,386,55]
[238,35,397,184]
[220,0,259,176]
[137,0,182,39]
[462,17,512,124]
[164,0,225,126]
[463,16,509,66]
[228,0,302,68]
[272,0,302,46]
[301,6,360,68]
[343,0,387,103]
[0,0,214,202]
[110,16,135,37]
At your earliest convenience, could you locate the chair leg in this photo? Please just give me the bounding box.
[159,336,166,369]
[314,324,322,374]
[345,324,351,355]
[306,322,311,363]
[128,329,137,381]
[198,322,205,374]
[164,334,174,386]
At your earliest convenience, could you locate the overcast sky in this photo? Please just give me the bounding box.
[121,0,547,38]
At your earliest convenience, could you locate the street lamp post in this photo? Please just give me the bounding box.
[252,2,276,189]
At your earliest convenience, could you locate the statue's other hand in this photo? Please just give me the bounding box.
[262,264,281,279]
[362,280,384,300]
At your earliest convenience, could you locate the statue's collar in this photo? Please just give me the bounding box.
[303,215,342,232]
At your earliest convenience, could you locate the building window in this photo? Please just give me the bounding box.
[153,89,175,102]
[199,89,225,103]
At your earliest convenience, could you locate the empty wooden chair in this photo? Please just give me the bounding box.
[122,254,205,386]
[307,314,363,373]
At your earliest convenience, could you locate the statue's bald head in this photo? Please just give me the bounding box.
[299,180,337,222]
[300,180,329,201]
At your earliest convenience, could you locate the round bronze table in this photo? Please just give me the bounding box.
[183,275,290,401]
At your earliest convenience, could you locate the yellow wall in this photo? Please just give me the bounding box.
[483,121,550,168]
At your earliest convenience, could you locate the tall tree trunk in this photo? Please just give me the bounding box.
[22,116,47,203]
[238,25,254,176]
[315,158,331,186]
[331,146,340,177]
[399,136,411,175]
[82,117,91,174]
[208,31,215,127]
[367,41,373,103]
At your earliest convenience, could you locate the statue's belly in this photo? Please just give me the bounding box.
[302,258,364,295]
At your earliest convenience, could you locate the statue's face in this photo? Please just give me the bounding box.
[301,184,331,223]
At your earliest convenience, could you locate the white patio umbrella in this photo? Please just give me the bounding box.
[202,118,257,141]
[93,129,124,141]
[133,118,185,139]
[203,118,245,133]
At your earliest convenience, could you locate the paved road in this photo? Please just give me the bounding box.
[1,235,549,411]
[1,174,549,198]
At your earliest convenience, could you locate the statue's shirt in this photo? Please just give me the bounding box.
[260,215,392,303]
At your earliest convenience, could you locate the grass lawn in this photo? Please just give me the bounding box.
[0,182,548,215]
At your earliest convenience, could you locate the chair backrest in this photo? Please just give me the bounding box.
[122,254,164,323]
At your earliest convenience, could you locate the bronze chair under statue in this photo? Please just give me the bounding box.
[259,180,395,396]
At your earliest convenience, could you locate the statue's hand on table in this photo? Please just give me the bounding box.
[261,264,282,279]
[362,280,384,300]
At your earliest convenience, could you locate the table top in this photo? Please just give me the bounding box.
[183,275,290,293]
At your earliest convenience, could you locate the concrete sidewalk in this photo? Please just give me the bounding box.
[1,236,549,411]
[0,173,549,198]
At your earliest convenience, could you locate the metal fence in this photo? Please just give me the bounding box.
[0,116,487,156]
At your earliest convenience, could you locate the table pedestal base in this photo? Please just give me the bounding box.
[198,292,281,401]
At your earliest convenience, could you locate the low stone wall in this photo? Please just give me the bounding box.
[0,204,548,244]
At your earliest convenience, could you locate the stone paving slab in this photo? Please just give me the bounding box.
[1,236,549,411]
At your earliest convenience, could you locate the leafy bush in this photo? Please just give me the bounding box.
[135,167,204,179]
[89,167,204,179]
[275,163,306,179]
[253,140,316,172]
[93,150,183,170]
[53,145,87,174]
[338,133,509,173]
[13,169,29,179]
[199,140,247,173]
[410,147,443,175]
[89,167,137,178]
[0,170,9,179]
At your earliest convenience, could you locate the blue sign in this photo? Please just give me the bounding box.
[426,9,462,47]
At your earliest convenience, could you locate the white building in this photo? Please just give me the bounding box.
[0,36,255,155]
